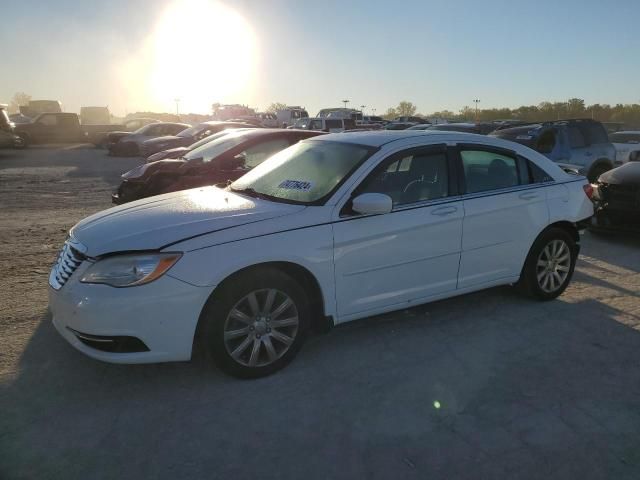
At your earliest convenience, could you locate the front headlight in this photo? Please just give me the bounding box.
[80,253,181,287]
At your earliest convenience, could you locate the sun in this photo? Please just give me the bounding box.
[150,0,257,113]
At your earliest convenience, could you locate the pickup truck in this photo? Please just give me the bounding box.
[13,112,125,146]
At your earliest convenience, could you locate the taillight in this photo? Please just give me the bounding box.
[583,183,594,200]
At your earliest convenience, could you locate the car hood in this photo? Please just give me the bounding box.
[70,187,305,256]
[149,146,190,161]
[599,161,640,185]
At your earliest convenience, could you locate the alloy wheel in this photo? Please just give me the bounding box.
[223,289,299,367]
[536,239,571,293]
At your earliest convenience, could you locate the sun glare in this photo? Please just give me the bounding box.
[149,0,257,113]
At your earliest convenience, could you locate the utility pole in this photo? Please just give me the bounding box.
[174,98,180,116]
[473,99,480,122]
[360,105,366,117]
[342,99,349,108]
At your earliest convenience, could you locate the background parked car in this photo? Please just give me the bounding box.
[107,122,190,156]
[145,128,254,163]
[291,117,356,132]
[0,104,21,148]
[609,131,640,165]
[490,119,616,181]
[428,122,497,135]
[591,161,640,232]
[113,129,324,204]
[393,116,430,124]
[384,121,417,130]
[140,121,253,157]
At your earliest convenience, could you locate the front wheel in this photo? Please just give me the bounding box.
[200,268,309,378]
[519,228,578,301]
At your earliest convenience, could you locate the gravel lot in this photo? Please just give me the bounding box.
[1,145,640,479]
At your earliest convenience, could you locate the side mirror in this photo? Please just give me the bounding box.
[352,193,393,215]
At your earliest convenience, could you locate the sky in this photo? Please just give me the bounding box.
[2,0,640,117]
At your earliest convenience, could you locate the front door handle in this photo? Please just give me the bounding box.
[431,206,458,216]
[519,192,539,200]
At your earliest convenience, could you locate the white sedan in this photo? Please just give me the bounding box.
[49,131,594,378]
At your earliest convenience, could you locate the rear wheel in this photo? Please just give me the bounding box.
[519,228,578,300]
[200,268,309,378]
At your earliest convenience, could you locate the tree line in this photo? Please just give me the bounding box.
[383,98,640,126]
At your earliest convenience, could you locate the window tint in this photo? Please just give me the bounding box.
[530,162,554,183]
[461,150,518,193]
[309,119,323,130]
[38,114,57,126]
[239,138,290,168]
[580,123,608,145]
[326,119,342,129]
[567,126,586,148]
[359,150,449,206]
[167,125,186,135]
[516,156,531,184]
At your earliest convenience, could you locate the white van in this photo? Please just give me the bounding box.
[276,107,309,128]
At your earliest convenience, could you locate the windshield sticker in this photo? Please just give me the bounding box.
[278,180,313,191]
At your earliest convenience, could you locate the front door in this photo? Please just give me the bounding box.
[333,145,463,320]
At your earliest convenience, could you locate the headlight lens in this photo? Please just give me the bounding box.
[80,253,181,287]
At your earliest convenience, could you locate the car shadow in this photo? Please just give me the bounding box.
[3,281,640,479]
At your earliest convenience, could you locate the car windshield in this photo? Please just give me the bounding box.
[229,140,373,204]
[186,129,242,151]
[183,130,249,162]
[176,124,206,137]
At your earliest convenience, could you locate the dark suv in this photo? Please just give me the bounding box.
[490,119,616,182]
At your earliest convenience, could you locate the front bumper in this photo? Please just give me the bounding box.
[49,267,213,364]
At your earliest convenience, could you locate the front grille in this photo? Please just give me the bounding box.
[50,241,86,290]
[600,183,640,212]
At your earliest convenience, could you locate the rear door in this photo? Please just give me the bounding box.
[455,145,549,289]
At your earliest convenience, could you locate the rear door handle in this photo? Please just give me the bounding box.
[431,206,458,216]
[519,192,539,200]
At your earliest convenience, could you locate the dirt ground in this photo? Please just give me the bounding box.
[1,145,640,479]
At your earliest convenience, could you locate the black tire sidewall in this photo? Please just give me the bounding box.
[522,228,578,300]
[200,268,310,378]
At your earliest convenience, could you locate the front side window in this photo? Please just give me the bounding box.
[326,119,342,129]
[309,119,323,130]
[230,141,374,204]
[580,123,608,145]
[461,150,518,193]
[358,149,449,207]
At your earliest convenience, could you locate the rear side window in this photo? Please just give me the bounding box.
[568,126,586,148]
[461,150,518,193]
[326,119,342,129]
[580,123,608,145]
[530,162,553,183]
[38,114,58,126]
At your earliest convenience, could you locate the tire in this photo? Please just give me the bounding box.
[199,268,310,378]
[587,164,611,183]
[518,228,578,301]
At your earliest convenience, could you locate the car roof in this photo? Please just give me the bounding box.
[310,130,512,148]
[157,122,191,127]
